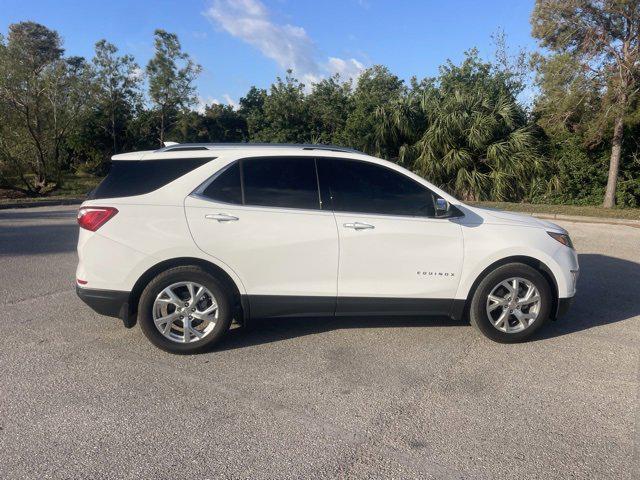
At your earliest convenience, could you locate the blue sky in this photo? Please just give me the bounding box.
[1,0,538,108]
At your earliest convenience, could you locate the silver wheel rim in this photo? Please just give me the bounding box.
[152,281,218,344]
[486,277,541,334]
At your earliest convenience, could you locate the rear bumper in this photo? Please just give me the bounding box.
[76,285,129,319]
[556,296,574,319]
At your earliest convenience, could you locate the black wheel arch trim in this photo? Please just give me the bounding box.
[455,255,560,322]
[127,257,246,328]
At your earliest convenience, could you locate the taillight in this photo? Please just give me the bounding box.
[77,207,118,231]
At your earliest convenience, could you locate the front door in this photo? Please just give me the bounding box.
[317,158,463,316]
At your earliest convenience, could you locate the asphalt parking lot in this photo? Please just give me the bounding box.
[0,205,638,479]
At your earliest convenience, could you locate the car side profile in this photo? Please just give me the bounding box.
[76,143,579,353]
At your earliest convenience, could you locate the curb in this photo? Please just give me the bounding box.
[0,197,85,210]
[531,212,640,228]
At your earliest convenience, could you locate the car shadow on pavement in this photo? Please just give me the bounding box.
[0,209,77,221]
[0,223,78,255]
[0,208,79,255]
[214,315,462,352]
[213,253,640,351]
[533,253,640,340]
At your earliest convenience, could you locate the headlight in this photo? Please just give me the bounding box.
[547,231,574,249]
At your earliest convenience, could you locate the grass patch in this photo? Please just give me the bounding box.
[54,173,102,197]
[472,201,640,221]
[0,173,102,204]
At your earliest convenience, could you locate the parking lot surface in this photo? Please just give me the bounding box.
[0,205,638,479]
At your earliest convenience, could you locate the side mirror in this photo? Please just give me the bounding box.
[435,197,450,217]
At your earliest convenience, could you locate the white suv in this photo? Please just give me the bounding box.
[76,143,578,353]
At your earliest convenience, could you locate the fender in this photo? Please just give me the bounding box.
[455,246,566,301]
[121,251,249,328]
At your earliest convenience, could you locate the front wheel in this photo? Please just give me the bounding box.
[138,266,233,354]
[470,263,552,343]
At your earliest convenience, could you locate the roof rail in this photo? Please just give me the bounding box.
[156,143,363,154]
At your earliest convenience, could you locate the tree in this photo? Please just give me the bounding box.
[173,104,247,143]
[307,74,353,144]
[238,86,267,140]
[93,39,142,154]
[410,90,542,201]
[344,65,405,158]
[385,52,543,201]
[531,0,640,207]
[251,71,311,143]
[202,103,247,141]
[146,30,201,145]
[531,52,609,204]
[0,22,91,194]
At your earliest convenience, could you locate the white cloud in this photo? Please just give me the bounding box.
[326,57,364,80]
[222,94,237,109]
[196,94,238,113]
[196,96,220,113]
[204,0,365,85]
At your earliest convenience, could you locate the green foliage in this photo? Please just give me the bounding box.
[173,104,247,143]
[248,71,311,143]
[531,0,640,207]
[147,29,201,145]
[1,11,640,207]
[307,75,353,145]
[536,137,608,205]
[392,52,545,202]
[92,40,142,152]
[238,86,267,139]
[343,65,406,158]
[0,22,92,194]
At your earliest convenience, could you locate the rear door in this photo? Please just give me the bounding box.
[317,158,463,316]
[184,156,339,318]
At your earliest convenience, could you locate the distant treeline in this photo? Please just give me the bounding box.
[1,1,639,207]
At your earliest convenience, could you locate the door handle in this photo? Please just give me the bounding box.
[343,222,375,231]
[205,213,239,222]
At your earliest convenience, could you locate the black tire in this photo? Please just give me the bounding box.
[469,263,552,343]
[138,266,233,354]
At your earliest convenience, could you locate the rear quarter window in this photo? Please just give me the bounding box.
[89,158,214,200]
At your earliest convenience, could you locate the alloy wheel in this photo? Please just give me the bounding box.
[152,281,218,343]
[485,277,541,333]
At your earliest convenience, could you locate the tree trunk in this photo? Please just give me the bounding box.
[35,151,47,191]
[603,110,625,208]
[159,108,165,147]
[111,109,117,154]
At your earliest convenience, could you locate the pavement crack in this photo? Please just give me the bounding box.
[3,288,74,307]
[331,334,483,478]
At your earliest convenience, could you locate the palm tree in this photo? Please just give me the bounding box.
[391,88,543,202]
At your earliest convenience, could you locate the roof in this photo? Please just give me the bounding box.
[157,143,362,153]
[111,143,363,161]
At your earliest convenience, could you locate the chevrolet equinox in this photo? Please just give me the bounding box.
[76,143,578,353]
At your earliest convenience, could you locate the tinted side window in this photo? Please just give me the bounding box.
[89,158,214,200]
[319,158,435,217]
[200,162,242,204]
[242,157,320,210]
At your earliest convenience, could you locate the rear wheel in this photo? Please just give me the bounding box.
[138,266,232,353]
[470,263,552,343]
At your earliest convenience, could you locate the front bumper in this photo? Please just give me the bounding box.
[76,285,129,319]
